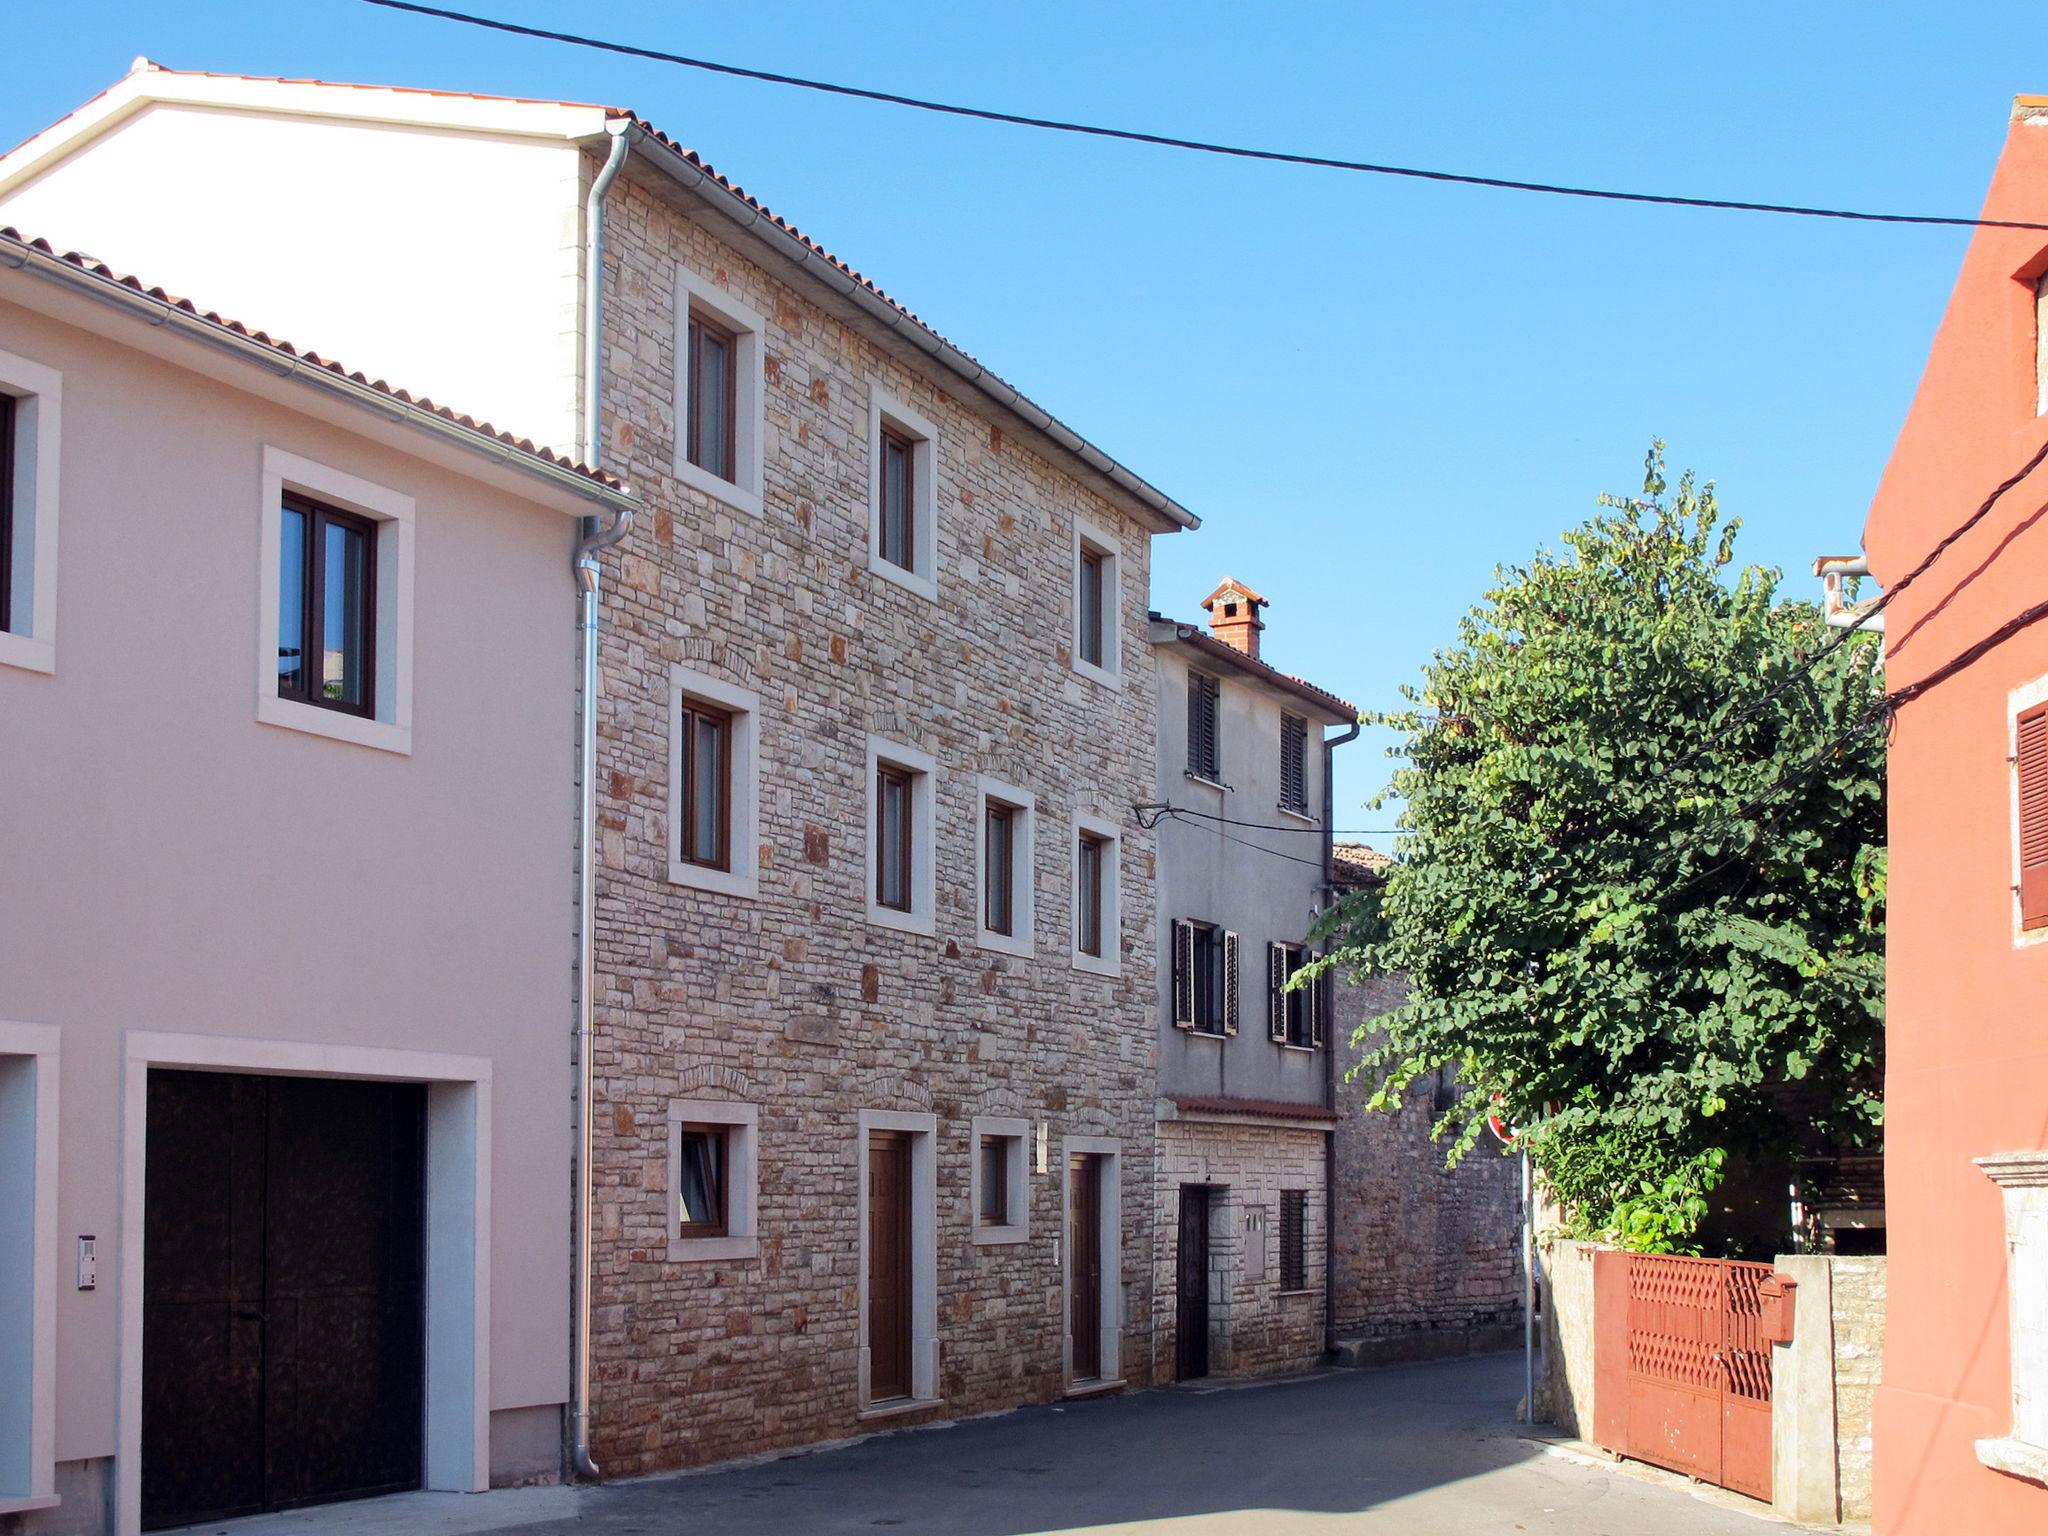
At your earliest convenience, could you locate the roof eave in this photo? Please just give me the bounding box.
[1147,618,1357,722]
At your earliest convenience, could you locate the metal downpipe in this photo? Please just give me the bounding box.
[571,119,632,1485]
[1319,719,1361,1357]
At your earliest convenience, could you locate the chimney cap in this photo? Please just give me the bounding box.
[1200,577,1269,614]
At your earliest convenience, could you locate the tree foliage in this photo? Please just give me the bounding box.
[1315,445,1885,1251]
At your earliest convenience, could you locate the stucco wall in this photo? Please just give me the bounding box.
[0,300,578,1484]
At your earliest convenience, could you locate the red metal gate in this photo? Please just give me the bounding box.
[1591,1251,1778,1502]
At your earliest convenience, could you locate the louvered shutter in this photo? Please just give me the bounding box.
[1280,714,1308,814]
[1189,673,1219,780]
[1279,1190,1307,1292]
[2022,704,2048,928]
[1223,930,1240,1035]
[1172,920,1196,1028]
[1309,962,1326,1049]
[1268,943,1289,1042]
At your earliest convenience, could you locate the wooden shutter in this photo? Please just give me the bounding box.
[1309,962,1326,1049]
[1189,673,1219,780]
[2022,704,2048,928]
[1172,920,1196,1029]
[1280,714,1307,814]
[1267,943,1289,1042]
[1222,930,1240,1035]
[1279,1190,1307,1291]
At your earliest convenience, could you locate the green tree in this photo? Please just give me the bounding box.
[1316,445,1885,1252]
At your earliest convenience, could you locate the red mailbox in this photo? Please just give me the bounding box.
[1757,1273,1798,1345]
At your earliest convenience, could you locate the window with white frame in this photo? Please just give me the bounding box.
[674,266,765,518]
[668,666,761,899]
[666,1099,758,1262]
[975,777,1035,956]
[1266,941,1325,1050]
[867,388,938,598]
[1171,919,1239,1036]
[0,1022,59,1514]
[1071,811,1121,975]
[1975,1152,2048,1483]
[1071,518,1121,685]
[970,1115,1030,1244]
[2036,270,2047,418]
[866,736,937,935]
[0,347,61,676]
[257,447,414,754]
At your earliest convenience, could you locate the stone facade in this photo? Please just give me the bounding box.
[1151,1114,1330,1378]
[583,164,1168,1474]
[1330,970,1525,1358]
[1830,1255,1886,1521]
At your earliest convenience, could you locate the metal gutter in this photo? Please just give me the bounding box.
[617,120,1198,535]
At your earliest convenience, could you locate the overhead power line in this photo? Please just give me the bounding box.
[359,0,2048,233]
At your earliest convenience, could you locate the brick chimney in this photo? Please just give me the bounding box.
[1201,578,1268,660]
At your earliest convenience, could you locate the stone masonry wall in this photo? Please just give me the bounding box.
[1830,1255,1886,1521]
[582,164,1164,1475]
[1331,970,1524,1355]
[1152,1117,1328,1379]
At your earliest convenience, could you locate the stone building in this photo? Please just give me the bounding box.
[1146,582,1358,1379]
[0,62,1196,1498]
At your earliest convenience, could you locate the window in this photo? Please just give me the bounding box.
[277,494,376,717]
[684,310,737,483]
[866,736,936,934]
[1188,671,1222,782]
[975,778,1035,955]
[1172,920,1238,1035]
[1278,1189,1308,1292]
[0,346,61,676]
[673,1125,728,1237]
[668,668,761,898]
[1976,1151,2048,1480]
[867,389,939,598]
[2037,271,2048,417]
[667,1100,759,1261]
[2022,701,2048,931]
[1266,942,1324,1050]
[257,448,413,753]
[673,267,765,517]
[970,1115,1030,1244]
[986,804,1015,933]
[1071,812,1122,975]
[1280,713,1309,816]
[1071,518,1122,686]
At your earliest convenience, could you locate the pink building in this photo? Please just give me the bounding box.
[0,229,634,1533]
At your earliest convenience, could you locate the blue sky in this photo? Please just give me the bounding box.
[6,4,2037,841]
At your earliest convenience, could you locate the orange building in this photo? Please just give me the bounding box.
[1863,97,2048,1533]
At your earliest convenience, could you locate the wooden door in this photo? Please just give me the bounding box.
[867,1131,914,1402]
[1069,1154,1104,1380]
[1175,1184,1211,1381]
[142,1071,425,1531]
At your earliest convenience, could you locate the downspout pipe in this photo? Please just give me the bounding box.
[1319,719,1361,1358]
[571,118,633,1486]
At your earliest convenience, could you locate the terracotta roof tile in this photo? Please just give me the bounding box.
[0,225,627,493]
[1149,612,1358,719]
[1332,841,1396,884]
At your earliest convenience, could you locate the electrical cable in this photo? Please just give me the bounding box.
[358,0,2048,233]
[1135,802,1403,836]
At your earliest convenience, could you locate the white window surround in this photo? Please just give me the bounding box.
[856,1109,939,1414]
[672,265,766,519]
[865,735,938,937]
[1070,809,1123,977]
[1070,516,1121,688]
[974,775,1036,957]
[2008,671,2048,947]
[1061,1135,1124,1392]
[969,1115,1030,1245]
[0,1022,59,1519]
[666,1099,759,1263]
[115,1032,490,1536]
[256,446,415,755]
[866,387,939,600]
[1977,1151,2048,1487]
[667,666,761,899]
[0,348,62,677]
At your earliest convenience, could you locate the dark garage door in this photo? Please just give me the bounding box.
[143,1070,427,1530]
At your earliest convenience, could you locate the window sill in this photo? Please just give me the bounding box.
[666,1234,760,1264]
[867,552,938,602]
[859,1395,945,1422]
[972,1222,1029,1246]
[1064,1377,1127,1399]
[668,859,760,899]
[1275,804,1317,825]
[1276,1287,1319,1300]
[1977,1436,2048,1487]
[1071,948,1121,978]
[1071,656,1120,691]
[1183,771,1230,794]
[258,694,411,755]
[0,1495,61,1518]
[675,459,763,519]
[866,903,936,938]
[1276,1042,1319,1054]
[976,927,1034,959]
[0,630,55,675]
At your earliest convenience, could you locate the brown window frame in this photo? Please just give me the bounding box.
[985,800,1017,936]
[1077,545,1107,668]
[1278,1189,1308,1291]
[0,392,14,635]
[875,761,917,913]
[878,423,918,573]
[678,697,734,872]
[1077,830,1109,958]
[1280,713,1309,815]
[674,1123,730,1239]
[2020,702,2048,929]
[1188,672,1221,781]
[978,1134,1012,1226]
[278,492,377,719]
[685,308,740,484]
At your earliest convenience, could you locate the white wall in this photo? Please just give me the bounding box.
[0,104,585,456]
